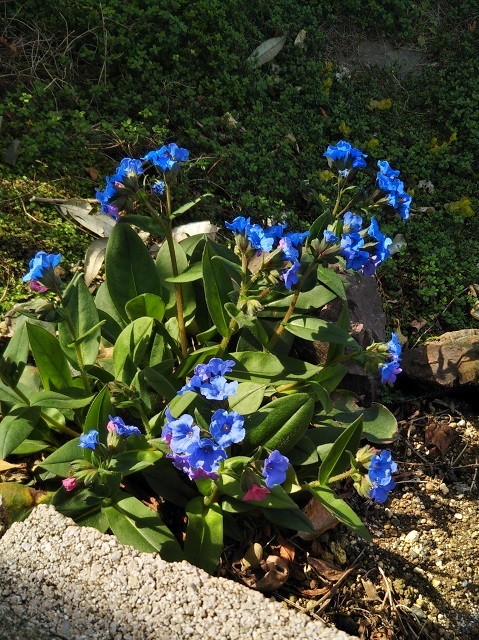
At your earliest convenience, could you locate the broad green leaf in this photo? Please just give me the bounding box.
[40,437,82,477]
[262,507,315,533]
[76,509,109,532]
[27,323,73,391]
[1,315,29,385]
[110,446,163,475]
[30,389,93,409]
[326,302,350,365]
[143,367,178,402]
[165,261,203,283]
[314,364,348,392]
[53,487,106,518]
[0,380,26,405]
[113,317,155,383]
[307,483,371,540]
[58,273,101,367]
[11,439,50,455]
[307,211,333,244]
[120,215,167,237]
[228,382,267,414]
[103,491,184,561]
[0,405,41,458]
[243,393,314,452]
[173,345,218,381]
[84,386,113,442]
[143,460,197,507]
[211,255,243,284]
[260,284,337,314]
[184,496,223,574]
[284,316,359,348]
[318,415,363,485]
[202,240,233,338]
[155,237,195,321]
[170,193,213,219]
[106,222,162,323]
[316,265,347,300]
[125,293,165,322]
[95,281,125,343]
[286,433,319,466]
[230,351,322,384]
[216,473,299,509]
[314,390,398,443]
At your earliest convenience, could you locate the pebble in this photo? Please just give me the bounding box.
[439,483,449,495]
[404,530,420,544]
[454,513,463,520]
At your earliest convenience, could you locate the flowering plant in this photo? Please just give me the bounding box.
[0,140,407,572]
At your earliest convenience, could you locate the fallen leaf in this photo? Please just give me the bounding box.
[425,421,458,458]
[410,318,427,331]
[297,497,339,540]
[246,35,287,68]
[85,167,99,180]
[361,578,380,601]
[306,554,347,582]
[254,555,290,592]
[0,460,23,472]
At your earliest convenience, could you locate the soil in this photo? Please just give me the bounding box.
[222,395,479,640]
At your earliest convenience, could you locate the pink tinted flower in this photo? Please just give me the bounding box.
[30,280,48,293]
[242,484,270,502]
[106,420,116,432]
[62,478,78,492]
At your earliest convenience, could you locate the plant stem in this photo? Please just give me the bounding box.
[61,310,92,394]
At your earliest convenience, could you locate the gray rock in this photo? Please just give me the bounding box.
[401,329,479,390]
[0,505,354,640]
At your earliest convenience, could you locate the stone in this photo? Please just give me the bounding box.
[401,329,479,390]
[294,272,387,402]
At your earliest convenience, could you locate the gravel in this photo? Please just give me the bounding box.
[0,504,353,640]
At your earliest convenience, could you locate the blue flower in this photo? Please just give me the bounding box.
[225,216,251,234]
[324,140,367,175]
[262,450,289,489]
[169,414,200,454]
[264,223,288,242]
[96,176,121,219]
[343,211,363,233]
[107,415,141,438]
[278,237,299,261]
[285,231,310,246]
[22,252,62,283]
[387,332,402,360]
[194,358,236,380]
[377,160,412,220]
[340,233,370,270]
[79,429,99,450]
[116,157,144,177]
[323,230,339,244]
[368,450,397,503]
[142,143,189,171]
[177,374,204,396]
[246,224,275,253]
[377,160,400,179]
[152,180,165,195]
[186,438,227,473]
[209,409,245,447]
[199,376,238,401]
[281,259,301,290]
[379,332,402,384]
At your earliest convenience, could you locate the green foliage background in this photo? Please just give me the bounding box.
[1,0,479,336]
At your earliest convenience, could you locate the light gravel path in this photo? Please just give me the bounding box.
[0,504,353,640]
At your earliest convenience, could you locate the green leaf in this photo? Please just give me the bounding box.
[0,405,41,458]
[84,386,113,443]
[113,317,155,383]
[218,474,299,509]
[76,509,109,532]
[228,382,267,414]
[27,323,73,391]
[283,316,358,348]
[143,367,178,402]
[307,211,333,244]
[318,415,363,485]
[30,389,94,409]
[202,240,233,338]
[173,345,218,381]
[326,302,350,364]
[315,390,398,443]
[40,438,82,477]
[307,483,371,540]
[109,444,163,475]
[143,459,197,507]
[262,507,315,532]
[243,393,314,452]
[11,439,50,455]
[316,265,347,300]
[155,237,195,321]
[58,274,100,367]
[1,315,29,385]
[125,293,165,322]
[230,351,322,384]
[170,193,213,219]
[53,487,106,518]
[103,491,184,561]
[120,215,167,237]
[105,222,162,323]
[261,284,337,313]
[286,433,319,466]
[0,381,26,406]
[165,261,203,283]
[184,496,223,574]
[95,281,125,343]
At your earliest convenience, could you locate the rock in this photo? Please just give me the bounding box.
[294,272,387,402]
[401,329,479,390]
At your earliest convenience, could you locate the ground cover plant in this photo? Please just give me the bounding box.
[1,0,479,335]
[0,140,408,573]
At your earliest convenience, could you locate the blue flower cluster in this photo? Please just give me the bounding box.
[323,212,392,275]
[379,332,402,384]
[225,216,309,290]
[377,160,412,220]
[79,416,141,450]
[95,143,189,220]
[323,140,367,177]
[178,358,238,400]
[368,449,397,503]
[22,251,62,284]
